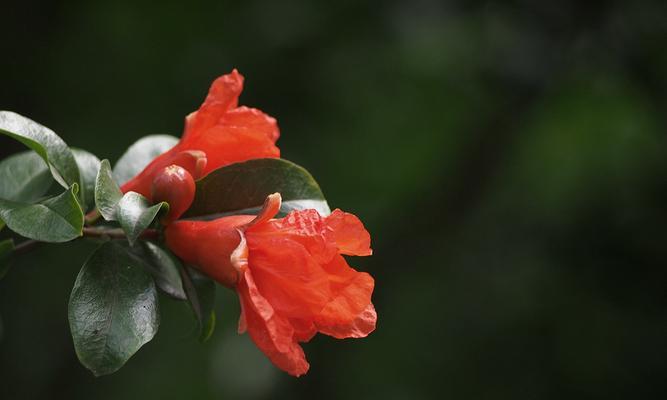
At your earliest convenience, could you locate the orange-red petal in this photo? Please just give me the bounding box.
[182,70,244,140]
[326,209,372,256]
[237,268,310,377]
[314,254,376,338]
[183,123,280,175]
[247,236,332,318]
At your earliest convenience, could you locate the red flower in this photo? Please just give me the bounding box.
[164,194,376,376]
[121,69,280,199]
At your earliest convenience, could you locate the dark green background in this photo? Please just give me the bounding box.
[2,0,667,399]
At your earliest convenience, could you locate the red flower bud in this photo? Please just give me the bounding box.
[151,165,196,223]
[164,194,376,377]
[121,69,280,198]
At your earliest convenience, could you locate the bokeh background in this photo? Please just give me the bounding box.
[2,0,667,399]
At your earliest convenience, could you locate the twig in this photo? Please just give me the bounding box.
[13,239,41,256]
[9,227,160,258]
[82,227,159,240]
[84,209,101,225]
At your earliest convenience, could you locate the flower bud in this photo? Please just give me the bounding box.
[151,165,195,224]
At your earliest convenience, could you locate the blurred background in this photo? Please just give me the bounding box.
[2,0,667,398]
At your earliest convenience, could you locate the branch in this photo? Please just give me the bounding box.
[13,239,40,256]
[82,227,159,240]
[9,227,160,258]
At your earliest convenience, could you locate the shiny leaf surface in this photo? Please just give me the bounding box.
[68,241,159,377]
[116,192,167,245]
[0,151,52,202]
[185,158,330,218]
[0,111,80,188]
[127,241,186,300]
[94,159,122,221]
[0,185,83,242]
[72,148,101,212]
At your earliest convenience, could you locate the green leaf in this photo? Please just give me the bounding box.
[113,134,179,185]
[0,111,80,188]
[184,158,331,219]
[0,185,83,242]
[116,192,167,245]
[72,148,101,211]
[181,267,216,342]
[0,239,14,280]
[127,241,186,300]
[95,159,123,221]
[0,150,52,202]
[68,241,159,377]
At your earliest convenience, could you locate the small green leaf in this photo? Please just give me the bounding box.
[0,239,14,280]
[113,134,179,185]
[0,111,80,188]
[72,148,101,212]
[127,241,186,300]
[68,241,159,377]
[116,192,168,245]
[95,159,123,221]
[0,150,52,203]
[181,267,216,342]
[0,185,83,242]
[184,158,331,219]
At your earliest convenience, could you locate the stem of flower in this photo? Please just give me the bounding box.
[13,239,40,256]
[84,209,101,225]
[82,227,159,240]
[10,227,160,258]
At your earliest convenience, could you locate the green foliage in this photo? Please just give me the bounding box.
[113,134,178,185]
[127,241,186,300]
[71,148,101,212]
[185,158,330,218]
[0,111,80,189]
[68,241,159,377]
[0,185,83,242]
[181,267,217,342]
[94,159,123,221]
[116,192,167,245]
[0,150,52,202]
[0,114,333,377]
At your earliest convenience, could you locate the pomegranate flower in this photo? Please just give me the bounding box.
[165,194,376,376]
[121,69,280,199]
[150,165,196,224]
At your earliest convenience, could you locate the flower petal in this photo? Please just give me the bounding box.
[237,269,310,377]
[244,193,281,229]
[183,123,280,175]
[288,318,318,342]
[222,106,280,142]
[247,236,332,318]
[182,69,244,139]
[326,209,372,256]
[250,209,336,264]
[315,255,376,339]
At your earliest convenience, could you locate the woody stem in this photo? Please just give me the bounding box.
[11,228,160,257]
[81,227,160,240]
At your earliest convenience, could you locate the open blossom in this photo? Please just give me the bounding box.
[121,69,280,199]
[164,194,376,376]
